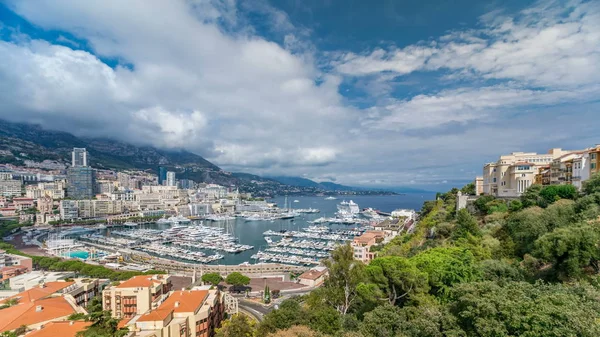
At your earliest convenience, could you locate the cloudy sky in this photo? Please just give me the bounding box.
[0,0,599,190]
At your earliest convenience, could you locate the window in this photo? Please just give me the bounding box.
[493,178,497,183]
[592,163,597,170]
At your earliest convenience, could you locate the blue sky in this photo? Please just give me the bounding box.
[0,0,599,191]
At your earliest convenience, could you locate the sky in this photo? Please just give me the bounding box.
[0,0,599,191]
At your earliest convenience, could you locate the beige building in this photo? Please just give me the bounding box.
[298,267,328,287]
[474,176,484,195]
[103,274,172,319]
[482,148,578,197]
[130,289,225,337]
[351,230,386,264]
[0,180,22,197]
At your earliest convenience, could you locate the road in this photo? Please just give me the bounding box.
[236,287,315,321]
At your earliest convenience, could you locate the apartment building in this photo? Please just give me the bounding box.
[0,180,22,197]
[103,274,173,319]
[298,266,328,287]
[59,199,124,220]
[482,148,576,197]
[351,230,386,263]
[0,250,32,271]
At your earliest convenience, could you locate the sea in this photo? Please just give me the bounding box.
[96,193,435,265]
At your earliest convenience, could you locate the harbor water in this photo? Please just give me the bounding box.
[91,194,434,265]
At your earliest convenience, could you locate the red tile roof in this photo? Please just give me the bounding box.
[116,275,165,289]
[0,296,77,332]
[26,321,91,337]
[0,281,74,304]
[136,290,208,323]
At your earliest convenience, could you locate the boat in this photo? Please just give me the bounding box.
[360,208,380,219]
[325,196,337,200]
[123,222,138,227]
[264,237,273,244]
[296,208,320,213]
[293,200,300,203]
[167,216,192,224]
[337,200,360,216]
[156,218,171,224]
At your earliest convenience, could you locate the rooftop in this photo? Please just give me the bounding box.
[26,321,91,337]
[299,268,328,281]
[0,296,77,332]
[115,275,167,289]
[136,290,208,323]
[0,281,74,304]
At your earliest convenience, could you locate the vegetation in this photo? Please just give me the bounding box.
[226,174,600,336]
[76,297,129,337]
[201,272,224,286]
[216,314,257,337]
[225,272,251,287]
[0,220,33,239]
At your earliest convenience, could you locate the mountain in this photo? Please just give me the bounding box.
[0,120,398,196]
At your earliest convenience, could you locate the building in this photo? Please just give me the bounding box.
[1,265,29,282]
[61,278,104,307]
[0,250,32,271]
[482,148,578,197]
[0,281,85,333]
[60,200,79,220]
[351,230,386,264]
[573,153,591,191]
[474,176,484,195]
[130,289,225,337]
[103,274,173,319]
[8,272,76,293]
[179,179,196,190]
[67,167,94,199]
[26,321,91,337]
[589,146,600,176]
[166,171,176,187]
[0,180,22,197]
[158,167,167,186]
[37,195,54,214]
[298,266,328,287]
[72,148,88,167]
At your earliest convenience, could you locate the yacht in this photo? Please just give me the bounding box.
[293,200,300,203]
[168,216,192,224]
[325,196,337,200]
[337,200,360,216]
[123,222,138,227]
[360,208,380,219]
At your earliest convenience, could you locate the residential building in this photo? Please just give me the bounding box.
[72,148,88,167]
[0,180,22,197]
[474,176,484,195]
[0,281,85,333]
[96,180,115,194]
[8,272,75,293]
[130,289,225,337]
[62,278,104,307]
[573,153,591,191]
[0,250,32,271]
[298,266,328,287]
[589,146,600,176]
[37,195,54,214]
[166,171,177,187]
[158,167,167,186]
[12,197,34,211]
[482,148,577,197]
[351,230,386,263]
[103,274,173,319]
[26,321,91,337]
[117,172,130,190]
[67,167,94,199]
[1,265,29,282]
[60,200,79,220]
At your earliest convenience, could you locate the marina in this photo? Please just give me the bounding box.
[32,195,427,266]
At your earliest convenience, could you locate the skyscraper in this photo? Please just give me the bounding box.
[67,167,94,199]
[158,167,167,185]
[72,148,88,167]
[166,171,176,187]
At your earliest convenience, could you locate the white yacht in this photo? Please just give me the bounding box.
[168,216,191,224]
[325,196,337,200]
[337,200,360,216]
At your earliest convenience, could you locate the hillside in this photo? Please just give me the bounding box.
[0,120,394,196]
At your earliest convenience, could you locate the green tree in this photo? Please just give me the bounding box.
[508,200,523,212]
[460,183,476,195]
[216,314,256,337]
[411,247,480,298]
[533,224,600,280]
[584,173,600,195]
[539,185,578,205]
[320,244,366,315]
[225,272,250,287]
[308,307,342,335]
[359,304,403,337]
[366,256,428,305]
[448,281,600,337]
[259,299,308,335]
[452,209,481,240]
[504,207,548,256]
[473,195,495,214]
[202,272,223,286]
[520,184,543,208]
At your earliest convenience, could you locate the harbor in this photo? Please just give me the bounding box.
[33,195,426,266]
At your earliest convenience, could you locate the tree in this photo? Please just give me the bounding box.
[504,207,548,256]
[225,272,250,287]
[366,256,428,305]
[533,224,600,280]
[508,200,523,212]
[584,173,600,195]
[452,209,481,240]
[460,183,476,195]
[267,326,323,337]
[359,304,403,337]
[411,247,480,298]
[259,299,308,335]
[216,314,256,337]
[520,184,543,208]
[202,273,223,286]
[473,195,495,214]
[263,285,271,304]
[448,281,600,336]
[539,185,578,205]
[320,244,366,315]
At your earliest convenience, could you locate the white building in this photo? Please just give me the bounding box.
[0,180,22,197]
[573,153,590,191]
[72,148,88,167]
[166,171,176,187]
[60,200,79,220]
